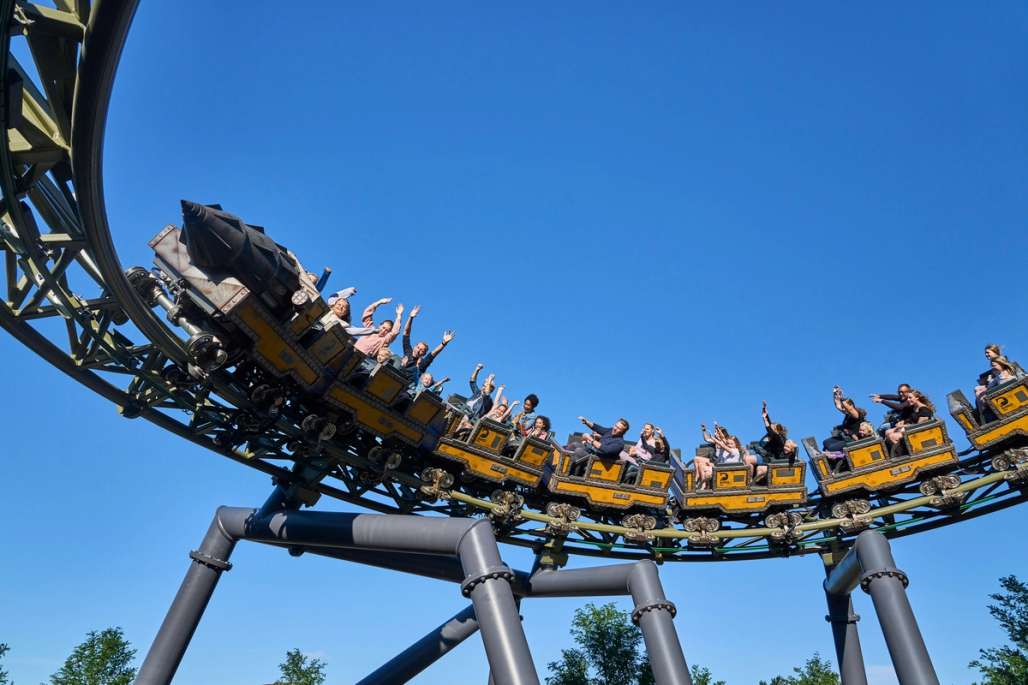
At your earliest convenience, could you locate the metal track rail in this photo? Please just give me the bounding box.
[1,0,1025,563]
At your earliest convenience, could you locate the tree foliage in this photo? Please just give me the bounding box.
[545,603,652,685]
[758,653,838,685]
[276,648,326,685]
[971,575,1028,685]
[689,664,726,685]
[49,628,136,685]
[0,642,10,685]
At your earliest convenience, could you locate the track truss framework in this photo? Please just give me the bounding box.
[1,0,1025,563]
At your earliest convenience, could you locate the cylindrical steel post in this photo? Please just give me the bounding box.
[862,575,938,685]
[628,561,691,685]
[824,590,868,685]
[852,532,938,685]
[356,605,479,684]
[134,514,236,685]
[457,521,540,685]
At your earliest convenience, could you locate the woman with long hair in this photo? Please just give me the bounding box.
[885,389,935,455]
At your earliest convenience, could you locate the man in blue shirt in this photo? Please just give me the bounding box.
[566,415,630,475]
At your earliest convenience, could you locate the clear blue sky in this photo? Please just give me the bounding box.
[4,2,1028,683]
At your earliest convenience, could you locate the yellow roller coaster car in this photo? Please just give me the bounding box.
[671,446,807,515]
[803,419,957,497]
[546,440,672,510]
[948,379,1028,451]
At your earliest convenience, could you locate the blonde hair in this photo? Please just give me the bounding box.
[993,356,1016,376]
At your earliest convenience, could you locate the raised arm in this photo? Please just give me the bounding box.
[761,401,772,429]
[494,385,506,406]
[384,304,406,344]
[430,330,455,360]
[578,416,597,432]
[469,363,485,394]
[402,304,420,356]
[361,297,391,327]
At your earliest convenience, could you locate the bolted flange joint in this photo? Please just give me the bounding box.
[631,600,677,625]
[189,550,232,573]
[460,564,515,598]
[859,567,908,593]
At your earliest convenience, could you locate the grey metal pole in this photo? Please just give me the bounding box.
[628,561,691,685]
[457,520,540,685]
[824,589,868,685]
[134,516,236,685]
[355,605,479,684]
[823,532,939,685]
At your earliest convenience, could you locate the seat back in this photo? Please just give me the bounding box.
[470,418,514,455]
[637,463,673,491]
[586,457,624,482]
[768,462,805,487]
[713,465,748,490]
[406,390,444,426]
[903,419,949,455]
[512,436,552,469]
[844,436,888,470]
[365,361,408,404]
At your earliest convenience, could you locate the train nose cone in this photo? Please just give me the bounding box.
[179,199,245,269]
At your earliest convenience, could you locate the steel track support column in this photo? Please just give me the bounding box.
[824,531,938,685]
[355,605,479,684]
[457,520,537,685]
[824,590,868,685]
[629,562,691,685]
[134,516,236,685]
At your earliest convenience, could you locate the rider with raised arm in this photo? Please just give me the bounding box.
[397,304,455,382]
[354,298,406,357]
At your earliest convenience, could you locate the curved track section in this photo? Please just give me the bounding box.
[2,1,1025,562]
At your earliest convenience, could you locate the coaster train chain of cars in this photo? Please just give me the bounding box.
[0,0,1025,564]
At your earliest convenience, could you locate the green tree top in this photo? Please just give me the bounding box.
[276,648,326,685]
[49,628,136,685]
[971,575,1028,685]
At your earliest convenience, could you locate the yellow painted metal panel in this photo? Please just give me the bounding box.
[972,414,1028,449]
[640,468,671,491]
[714,468,747,490]
[824,450,956,495]
[848,442,887,468]
[956,414,974,432]
[517,443,550,468]
[906,425,945,454]
[366,369,404,404]
[472,426,510,455]
[589,460,624,482]
[991,384,1028,416]
[325,383,422,443]
[289,300,328,337]
[683,490,805,513]
[236,305,318,386]
[406,393,443,425]
[550,480,667,508]
[769,465,804,486]
[817,459,830,477]
[435,442,541,487]
[308,327,349,367]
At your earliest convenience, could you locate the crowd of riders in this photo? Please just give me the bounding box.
[317,284,1024,491]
